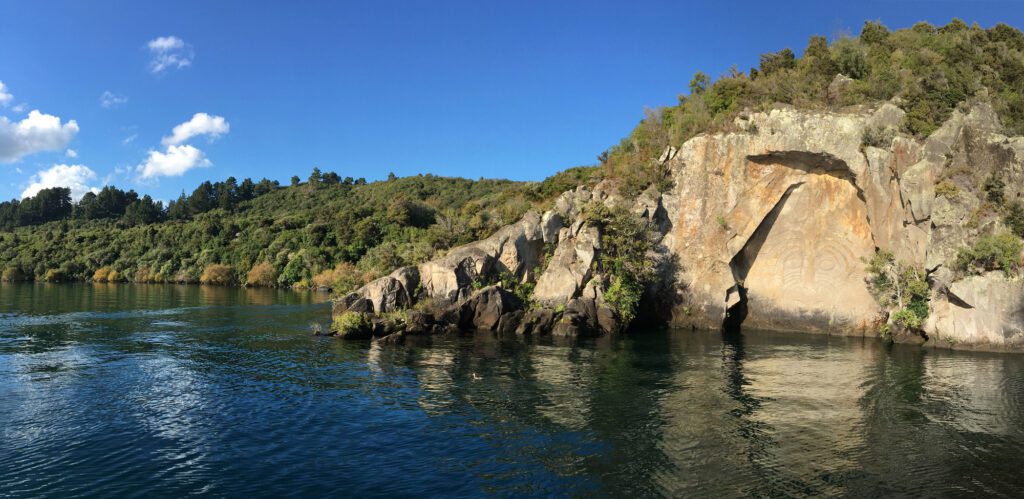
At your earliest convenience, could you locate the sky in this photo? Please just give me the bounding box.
[1,0,1023,203]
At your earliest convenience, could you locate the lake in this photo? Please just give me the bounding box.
[2,282,1023,497]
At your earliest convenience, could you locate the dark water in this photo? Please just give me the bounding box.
[2,283,1024,497]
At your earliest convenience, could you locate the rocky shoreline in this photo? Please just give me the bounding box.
[329,99,1024,352]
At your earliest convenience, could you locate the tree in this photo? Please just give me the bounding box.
[689,71,710,94]
[246,262,278,287]
[200,264,234,285]
[308,167,322,187]
[290,176,301,187]
[759,48,796,76]
[322,171,341,185]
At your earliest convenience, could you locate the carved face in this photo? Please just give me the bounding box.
[767,236,858,308]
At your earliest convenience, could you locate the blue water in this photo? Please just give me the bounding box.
[2,282,1024,497]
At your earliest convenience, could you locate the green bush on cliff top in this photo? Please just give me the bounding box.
[602,20,1024,196]
[956,232,1023,275]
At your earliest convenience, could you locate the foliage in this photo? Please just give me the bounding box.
[200,264,235,285]
[313,262,375,293]
[955,232,1023,275]
[1005,201,1024,237]
[862,125,896,148]
[983,174,1006,205]
[245,262,278,287]
[934,179,961,198]
[1,267,25,282]
[92,266,113,282]
[583,203,658,323]
[891,308,925,329]
[332,311,371,335]
[0,170,581,287]
[602,20,1024,195]
[866,251,930,330]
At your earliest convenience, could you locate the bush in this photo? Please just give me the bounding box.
[866,251,930,330]
[1,267,26,282]
[892,308,924,329]
[1006,201,1024,238]
[42,268,68,282]
[582,203,657,324]
[934,179,960,199]
[956,232,1023,275]
[200,264,235,285]
[134,266,162,283]
[92,266,112,282]
[312,262,374,293]
[983,174,1006,205]
[107,270,122,282]
[862,126,896,148]
[331,311,371,336]
[246,262,278,287]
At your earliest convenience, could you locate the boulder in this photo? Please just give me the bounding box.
[358,266,419,314]
[515,308,556,335]
[450,285,523,331]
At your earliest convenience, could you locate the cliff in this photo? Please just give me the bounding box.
[332,100,1024,351]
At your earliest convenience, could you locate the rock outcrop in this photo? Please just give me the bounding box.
[332,99,1024,351]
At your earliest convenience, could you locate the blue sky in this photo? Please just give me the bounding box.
[1,0,1022,202]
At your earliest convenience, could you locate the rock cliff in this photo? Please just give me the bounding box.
[332,100,1024,351]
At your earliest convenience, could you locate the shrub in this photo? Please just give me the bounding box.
[246,262,278,287]
[331,311,371,336]
[582,203,657,324]
[934,179,960,199]
[1006,201,1024,238]
[92,266,112,282]
[134,266,161,283]
[956,232,1023,275]
[1,267,26,282]
[892,308,924,329]
[107,270,122,282]
[866,251,930,330]
[983,174,1006,205]
[862,126,896,148]
[313,261,374,293]
[42,268,68,282]
[199,264,234,285]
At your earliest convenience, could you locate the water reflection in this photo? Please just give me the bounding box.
[2,281,1024,496]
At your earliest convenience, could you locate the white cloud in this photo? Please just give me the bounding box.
[11,103,27,113]
[162,112,229,146]
[122,133,138,145]
[65,148,77,158]
[100,91,128,109]
[0,81,12,106]
[136,144,210,179]
[147,35,193,73]
[21,164,99,200]
[0,110,80,163]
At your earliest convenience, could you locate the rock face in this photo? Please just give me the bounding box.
[661,100,1024,346]
[333,99,1024,351]
[926,273,1024,349]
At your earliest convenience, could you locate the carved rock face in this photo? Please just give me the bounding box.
[739,174,877,332]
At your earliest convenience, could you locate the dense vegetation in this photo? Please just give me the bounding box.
[866,252,931,332]
[0,167,600,290]
[602,19,1024,196]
